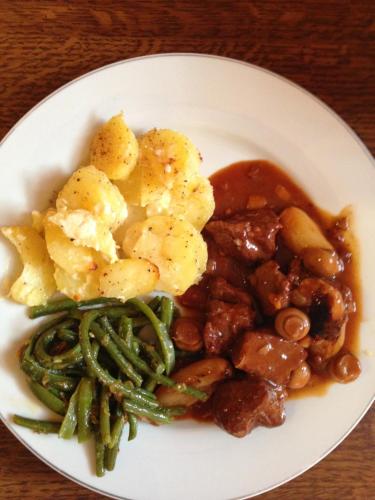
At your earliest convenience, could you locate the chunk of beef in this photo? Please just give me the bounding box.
[206,237,248,287]
[249,260,291,316]
[232,330,307,385]
[204,300,255,355]
[171,318,203,352]
[287,257,308,287]
[205,208,281,263]
[178,282,209,310]
[212,378,286,437]
[209,277,252,305]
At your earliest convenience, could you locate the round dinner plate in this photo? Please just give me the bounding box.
[0,54,374,500]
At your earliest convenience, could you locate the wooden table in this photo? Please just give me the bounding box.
[0,1,374,499]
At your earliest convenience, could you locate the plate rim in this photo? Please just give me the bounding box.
[0,52,374,500]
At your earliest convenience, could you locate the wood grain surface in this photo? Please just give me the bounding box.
[0,1,374,499]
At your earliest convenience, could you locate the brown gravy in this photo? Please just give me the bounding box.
[209,160,361,398]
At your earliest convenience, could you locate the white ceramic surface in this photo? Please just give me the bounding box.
[0,54,374,500]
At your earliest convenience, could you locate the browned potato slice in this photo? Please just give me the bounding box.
[90,113,138,180]
[168,175,215,230]
[99,258,159,301]
[54,265,101,301]
[48,209,118,263]
[1,226,56,305]
[56,165,127,231]
[117,129,201,208]
[123,215,207,295]
[44,213,107,273]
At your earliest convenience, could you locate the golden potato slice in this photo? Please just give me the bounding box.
[31,210,47,234]
[48,209,118,263]
[113,205,147,246]
[115,163,143,206]
[54,265,101,301]
[44,212,107,273]
[99,258,159,301]
[119,129,201,207]
[56,165,127,231]
[168,175,215,230]
[280,207,333,254]
[123,215,207,295]
[1,226,56,305]
[90,113,138,180]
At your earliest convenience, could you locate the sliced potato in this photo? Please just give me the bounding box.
[48,209,118,263]
[280,207,332,254]
[123,215,207,295]
[115,163,143,206]
[168,175,215,230]
[119,129,201,207]
[56,165,127,231]
[113,205,147,246]
[54,265,101,301]
[1,226,56,305]
[31,210,47,234]
[90,113,138,180]
[156,358,233,407]
[99,258,159,301]
[45,212,107,273]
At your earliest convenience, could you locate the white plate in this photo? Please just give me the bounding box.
[0,54,374,500]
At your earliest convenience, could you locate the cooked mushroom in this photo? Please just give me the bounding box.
[288,361,311,389]
[275,307,310,341]
[328,352,361,383]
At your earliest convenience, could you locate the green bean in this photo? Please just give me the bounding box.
[91,321,142,387]
[59,382,80,439]
[127,413,137,441]
[118,315,140,354]
[29,381,66,416]
[105,416,125,471]
[13,415,61,433]
[165,406,187,417]
[79,311,160,408]
[122,399,171,425]
[128,298,175,375]
[87,340,100,378]
[95,306,136,320]
[160,296,174,331]
[21,318,79,391]
[99,386,111,445]
[144,364,164,393]
[147,296,161,312]
[119,316,133,349]
[29,297,123,319]
[108,328,207,401]
[95,432,106,477]
[136,339,165,392]
[137,388,157,400]
[34,329,83,369]
[21,356,78,392]
[57,328,78,343]
[135,338,165,372]
[108,413,126,449]
[77,377,94,443]
[132,340,140,355]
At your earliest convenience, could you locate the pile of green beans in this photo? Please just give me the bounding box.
[14,296,207,476]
